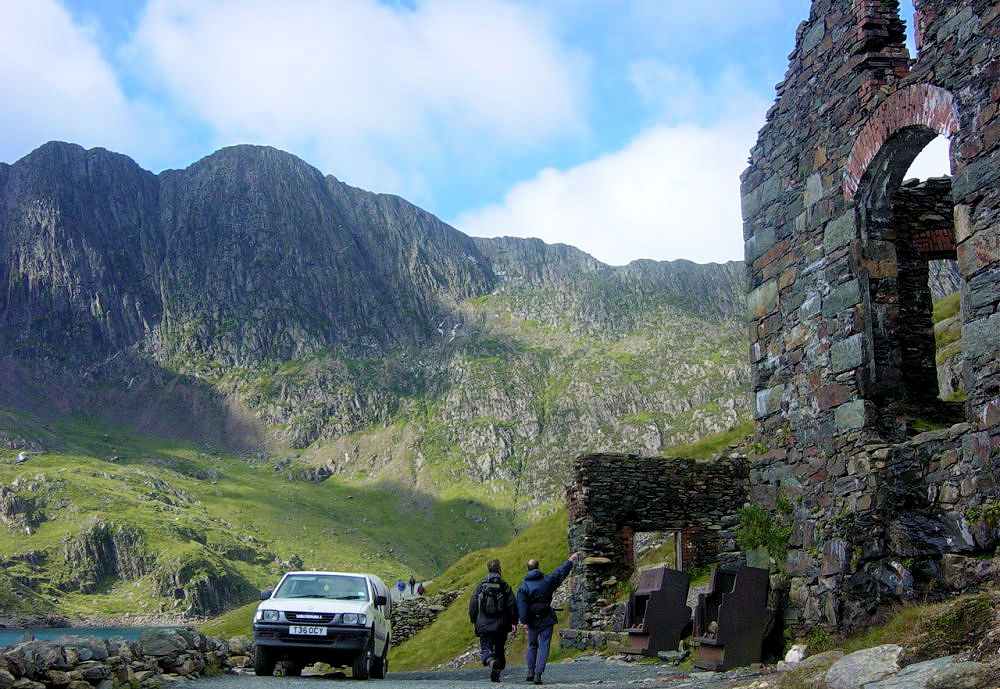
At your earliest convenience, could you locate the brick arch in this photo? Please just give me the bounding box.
[843,84,959,199]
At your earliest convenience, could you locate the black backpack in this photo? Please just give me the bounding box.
[525,587,551,622]
[478,581,504,617]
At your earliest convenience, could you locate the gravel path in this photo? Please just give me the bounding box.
[191,656,771,689]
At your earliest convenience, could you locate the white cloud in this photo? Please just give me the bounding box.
[457,62,768,266]
[0,0,154,163]
[455,115,761,266]
[127,0,587,196]
[628,61,758,125]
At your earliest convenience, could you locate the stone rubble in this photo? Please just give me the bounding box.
[0,628,253,689]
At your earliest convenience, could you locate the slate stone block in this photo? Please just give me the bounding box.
[962,313,1000,359]
[830,333,864,373]
[748,226,777,261]
[822,279,861,317]
[805,173,824,207]
[748,280,779,318]
[756,385,786,418]
[835,400,867,430]
[823,212,855,253]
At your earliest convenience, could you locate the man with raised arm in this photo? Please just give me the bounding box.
[516,551,581,685]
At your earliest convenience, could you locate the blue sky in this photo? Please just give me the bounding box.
[1,0,943,265]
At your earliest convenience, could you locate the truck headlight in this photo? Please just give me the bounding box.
[341,613,365,625]
[256,609,280,622]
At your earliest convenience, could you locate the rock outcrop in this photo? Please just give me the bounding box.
[57,520,150,594]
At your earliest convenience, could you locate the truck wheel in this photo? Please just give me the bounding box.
[370,639,388,679]
[352,643,371,680]
[283,661,303,677]
[254,646,276,676]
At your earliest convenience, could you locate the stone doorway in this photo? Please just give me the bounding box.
[855,126,965,439]
[633,530,683,572]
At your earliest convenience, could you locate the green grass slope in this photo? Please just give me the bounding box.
[0,409,514,621]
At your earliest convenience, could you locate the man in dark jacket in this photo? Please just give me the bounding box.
[469,559,518,682]
[516,551,580,685]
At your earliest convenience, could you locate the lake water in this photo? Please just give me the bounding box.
[0,626,161,648]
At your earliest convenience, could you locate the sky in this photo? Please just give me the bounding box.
[1,0,947,266]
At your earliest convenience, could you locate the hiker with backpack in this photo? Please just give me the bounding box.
[468,558,518,682]
[516,551,581,685]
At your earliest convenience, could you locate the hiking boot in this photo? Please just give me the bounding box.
[483,655,493,668]
[525,674,534,683]
[534,676,543,685]
[490,658,501,682]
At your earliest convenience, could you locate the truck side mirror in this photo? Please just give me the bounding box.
[259,590,273,600]
[374,594,387,607]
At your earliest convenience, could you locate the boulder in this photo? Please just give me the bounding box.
[4,640,71,676]
[44,670,70,686]
[777,650,843,689]
[75,660,110,681]
[865,656,953,689]
[939,554,1000,592]
[824,645,902,689]
[784,643,807,664]
[137,630,188,657]
[57,637,109,662]
[927,661,992,689]
[226,637,252,656]
[11,680,45,689]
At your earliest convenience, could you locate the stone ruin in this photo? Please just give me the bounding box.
[564,455,747,639]
[565,0,999,642]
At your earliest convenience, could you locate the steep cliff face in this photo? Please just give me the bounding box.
[0,143,162,364]
[0,142,496,367]
[0,142,751,502]
[153,145,496,365]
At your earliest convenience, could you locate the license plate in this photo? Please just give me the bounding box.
[289,625,326,636]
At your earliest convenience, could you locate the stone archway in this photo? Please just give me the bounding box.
[844,84,959,200]
[848,85,964,437]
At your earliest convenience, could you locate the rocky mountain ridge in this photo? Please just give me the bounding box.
[0,141,751,503]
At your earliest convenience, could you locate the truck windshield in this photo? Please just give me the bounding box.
[274,574,370,601]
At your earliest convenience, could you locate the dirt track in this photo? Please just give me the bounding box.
[190,655,768,689]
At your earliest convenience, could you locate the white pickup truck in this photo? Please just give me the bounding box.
[253,571,392,679]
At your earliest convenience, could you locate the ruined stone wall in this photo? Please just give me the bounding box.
[742,0,1000,629]
[565,453,747,634]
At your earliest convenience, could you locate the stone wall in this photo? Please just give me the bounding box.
[388,590,460,645]
[741,0,1000,629]
[564,453,747,637]
[0,628,254,689]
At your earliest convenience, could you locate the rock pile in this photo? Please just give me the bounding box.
[389,590,461,645]
[750,645,997,689]
[0,628,253,689]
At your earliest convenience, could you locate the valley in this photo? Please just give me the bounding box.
[0,142,749,624]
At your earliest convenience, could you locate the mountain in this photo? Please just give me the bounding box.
[0,141,750,621]
[0,141,750,504]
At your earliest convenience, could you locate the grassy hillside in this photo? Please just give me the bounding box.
[0,409,515,621]
[390,507,570,671]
